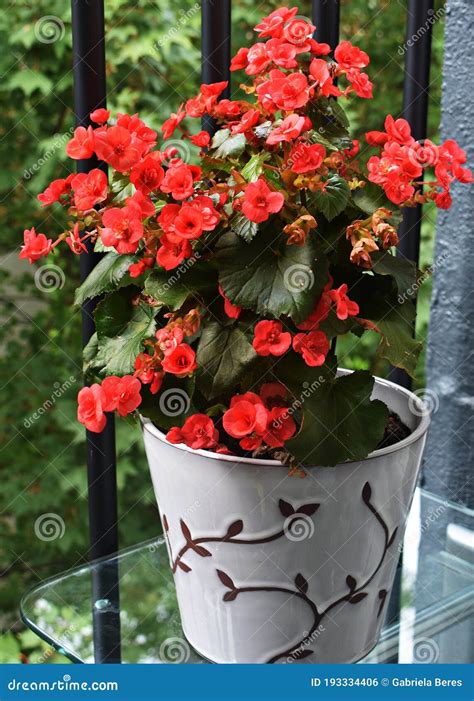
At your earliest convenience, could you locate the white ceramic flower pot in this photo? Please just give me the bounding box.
[142,373,430,664]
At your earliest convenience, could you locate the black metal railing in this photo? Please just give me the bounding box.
[71,0,435,663]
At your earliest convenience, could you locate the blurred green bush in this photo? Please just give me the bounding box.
[0,0,444,662]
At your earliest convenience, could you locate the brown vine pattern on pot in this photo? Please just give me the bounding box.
[162,499,320,574]
[216,481,398,663]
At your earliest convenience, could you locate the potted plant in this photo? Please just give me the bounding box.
[20,6,471,664]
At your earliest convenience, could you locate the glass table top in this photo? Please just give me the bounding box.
[21,489,473,664]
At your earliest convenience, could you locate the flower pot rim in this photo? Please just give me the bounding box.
[141,370,431,468]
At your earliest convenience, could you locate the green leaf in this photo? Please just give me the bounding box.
[217,224,329,324]
[211,129,230,150]
[310,131,339,152]
[94,290,156,375]
[144,260,216,310]
[8,71,53,96]
[196,320,257,400]
[74,253,135,305]
[309,98,353,149]
[308,175,351,222]
[241,153,270,182]
[211,129,246,159]
[230,213,259,242]
[371,251,417,299]
[373,303,422,377]
[352,182,402,225]
[284,367,389,467]
[330,99,350,129]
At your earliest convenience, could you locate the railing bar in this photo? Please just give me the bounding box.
[390,0,435,390]
[71,0,121,663]
[201,0,231,135]
[313,0,340,49]
[71,0,119,563]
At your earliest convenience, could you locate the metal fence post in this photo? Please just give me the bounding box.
[71,0,121,663]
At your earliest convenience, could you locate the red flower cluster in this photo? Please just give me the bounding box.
[77,375,142,433]
[222,386,296,451]
[166,383,296,454]
[134,311,200,395]
[252,280,359,367]
[21,6,471,461]
[367,115,472,205]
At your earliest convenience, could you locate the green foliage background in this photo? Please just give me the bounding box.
[0,0,445,662]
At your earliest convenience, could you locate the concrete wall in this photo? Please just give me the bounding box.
[423,0,474,508]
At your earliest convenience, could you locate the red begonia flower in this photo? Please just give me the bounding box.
[101,375,142,416]
[253,320,291,356]
[309,59,341,98]
[71,169,108,211]
[266,114,307,146]
[155,327,184,356]
[230,47,249,72]
[19,228,53,264]
[37,177,72,207]
[335,41,370,71]
[66,223,87,255]
[161,110,185,139]
[263,407,297,447]
[166,414,219,451]
[90,108,110,125]
[66,126,95,159]
[329,284,360,320]
[174,205,205,240]
[254,7,298,39]
[242,178,284,223]
[190,131,211,147]
[156,234,192,270]
[77,384,107,433]
[289,143,326,174]
[94,125,144,172]
[161,343,197,376]
[130,153,164,194]
[126,191,155,219]
[292,331,330,367]
[101,206,144,254]
[161,164,196,200]
[223,398,267,439]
